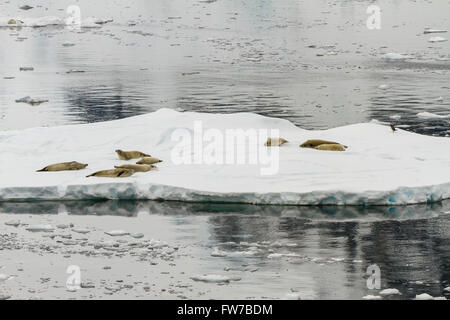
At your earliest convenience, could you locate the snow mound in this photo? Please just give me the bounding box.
[0,108,449,205]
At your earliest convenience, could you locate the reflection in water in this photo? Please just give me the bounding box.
[1,199,449,299]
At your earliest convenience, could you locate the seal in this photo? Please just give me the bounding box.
[265,138,288,147]
[115,149,150,160]
[37,161,88,172]
[86,168,135,178]
[114,164,155,172]
[300,139,347,149]
[136,157,163,165]
[314,144,346,152]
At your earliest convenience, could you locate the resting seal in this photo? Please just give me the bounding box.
[300,139,347,149]
[114,164,155,172]
[136,157,162,165]
[265,138,288,147]
[116,149,150,160]
[314,144,346,152]
[37,161,88,172]
[86,168,135,178]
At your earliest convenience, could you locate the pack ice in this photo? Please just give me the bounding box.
[0,108,449,205]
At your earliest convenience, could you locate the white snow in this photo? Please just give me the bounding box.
[0,108,449,205]
[415,293,435,300]
[362,295,382,300]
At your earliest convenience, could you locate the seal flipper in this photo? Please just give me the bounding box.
[36,167,48,172]
[117,170,127,177]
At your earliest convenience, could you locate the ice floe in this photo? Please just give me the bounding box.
[0,108,449,205]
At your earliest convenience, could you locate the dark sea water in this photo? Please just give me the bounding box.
[1,200,449,299]
[0,0,449,299]
[0,0,449,136]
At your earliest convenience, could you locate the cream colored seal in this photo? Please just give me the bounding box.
[265,138,288,147]
[115,149,150,160]
[314,144,346,152]
[136,157,163,165]
[37,161,88,172]
[114,164,155,172]
[86,168,135,178]
[300,139,347,149]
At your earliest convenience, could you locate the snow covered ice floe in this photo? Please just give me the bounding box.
[0,108,449,205]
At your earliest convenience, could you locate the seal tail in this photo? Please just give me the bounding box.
[36,168,47,172]
[86,173,94,178]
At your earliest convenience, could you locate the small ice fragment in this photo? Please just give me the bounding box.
[331,258,345,262]
[0,274,13,281]
[362,295,382,300]
[15,96,48,105]
[444,286,450,292]
[381,53,412,61]
[56,224,70,229]
[26,224,54,232]
[211,247,228,257]
[0,295,11,300]
[424,28,447,34]
[62,41,75,47]
[417,112,450,119]
[72,228,90,234]
[428,36,447,43]
[267,253,284,259]
[190,275,231,283]
[129,233,144,239]
[5,220,20,227]
[19,67,34,71]
[105,230,129,236]
[378,84,389,90]
[284,293,301,300]
[19,5,33,10]
[380,288,401,296]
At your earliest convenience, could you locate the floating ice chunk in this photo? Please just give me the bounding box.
[105,230,129,236]
[331,258,345,262]
[0,274,13,282]
[378,84,390,90]
[428,36,447,43]
[415,293,434,300]
[62,41,75,47]
[362,295,382,300]
[19,67,34,71]
[26,224,54,232]
[382,53,413,61]
[211,247,228,257]
[129,233,144,239]
[72,228,90,234]
[444,286,450,292]
[424,28,447,34]
[4,220,20,227]
[267,253,284,259]
[284,293,301,300]
[15,96,48,106]
[380,288,401,296]
[19,5,33,10]
[417,112,450,119]
[190,274,231,283]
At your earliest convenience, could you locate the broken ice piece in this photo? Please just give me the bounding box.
[25,224,54,232]
[105,230,129,236]
[4,220,20,227]
[15,96,49,105]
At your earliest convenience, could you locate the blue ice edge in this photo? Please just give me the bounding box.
[0,182,448,206]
